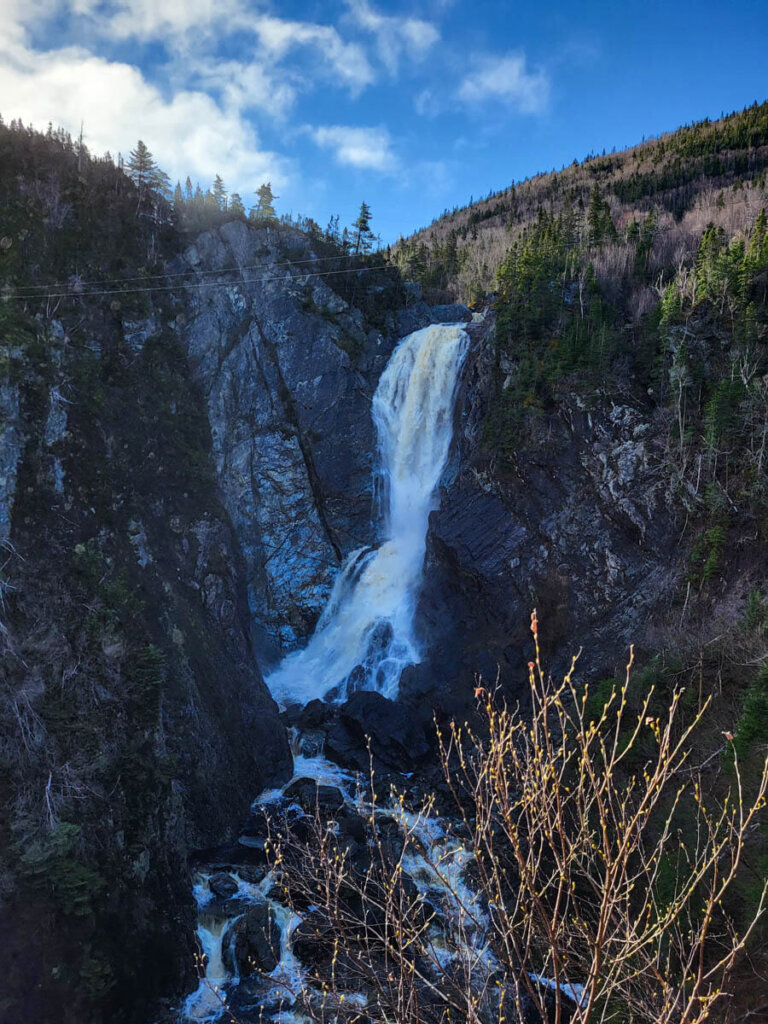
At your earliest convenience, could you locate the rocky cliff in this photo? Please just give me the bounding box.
[0,280,295,1023]
[412,325,683,708]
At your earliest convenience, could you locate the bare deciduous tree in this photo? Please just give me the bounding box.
[268,613,767,1024]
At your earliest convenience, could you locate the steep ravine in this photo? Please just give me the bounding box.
[0,219,478,1024]
[1,218,710,1024]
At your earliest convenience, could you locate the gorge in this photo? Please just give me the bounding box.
[182,319,473,1021]
[1,104,768,1023]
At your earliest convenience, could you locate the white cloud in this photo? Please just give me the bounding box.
[458,54,550,113]
[414,88,440,117]
[253,15,375,93]
[346,0,439,74]
[0,40,289,191]
[191,56,297,119]
[104,0,245,41]
[25,0,248,43]
[309,125,397,172]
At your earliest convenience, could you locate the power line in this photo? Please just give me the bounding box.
[5,250,388,296]
[1,261,398,303]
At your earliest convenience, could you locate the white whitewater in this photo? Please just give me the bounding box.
[266,323,469,707]
[264,323,468,708]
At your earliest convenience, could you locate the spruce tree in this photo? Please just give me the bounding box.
[126,139,170,212]
[212,174,227,211]
[254,182,276,219]
[126,140,155,190]
[352,201,373,254]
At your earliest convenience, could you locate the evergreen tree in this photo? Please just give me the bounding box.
[173,181,184,210]
[126,139,171,213]
[352,201,373,254]
[587,182,616,245]
[444,230,459,276]
[184,176,193,201]
[126,140,156,190]
[326,214,340,244]
[212,174,227,211]
[230,192,245,217]
[254,182,276,219]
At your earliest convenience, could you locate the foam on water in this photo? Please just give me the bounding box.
[183,912,238,1022]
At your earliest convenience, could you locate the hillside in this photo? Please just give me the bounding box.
[393,100,768,305]
[392,105,768,1013]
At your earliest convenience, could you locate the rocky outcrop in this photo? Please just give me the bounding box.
[179,222,399,664]
[411,316,683,710]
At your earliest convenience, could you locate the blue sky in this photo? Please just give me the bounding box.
[1,0,766,242]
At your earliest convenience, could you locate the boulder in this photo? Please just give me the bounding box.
[326,691,432,772]
[284,778,346,814]
[292,912,335,969]
[208,872,239,900]
[428,303,472,324]
[226,902,281,976]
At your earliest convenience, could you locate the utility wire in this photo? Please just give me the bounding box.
[4,250,388,295]
[1,262,398,302]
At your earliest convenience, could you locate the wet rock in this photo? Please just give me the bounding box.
[292,911,335,968]
[226,902,281,976]
[297,729,325,757]
[208,872,239,899]
[236,864,268,885]
[335,809,371,873]
[290,698,328,730]
[284,778,346,814]
[428,303,472,323]
[192,841,269,873]
[337,808,367,845]
[374,815,405,863]
[326,691,432,772]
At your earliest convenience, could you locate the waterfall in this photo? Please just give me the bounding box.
[265,323,469,707]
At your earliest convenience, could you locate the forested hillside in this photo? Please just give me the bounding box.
[394,100,768,302]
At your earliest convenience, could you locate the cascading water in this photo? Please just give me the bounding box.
[265,323,469,707]
[179,323,488,1024]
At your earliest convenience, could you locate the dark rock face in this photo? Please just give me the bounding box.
[180,222,400,665]
[0,247,292,1023]
[414,317,682,710]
